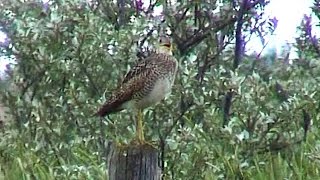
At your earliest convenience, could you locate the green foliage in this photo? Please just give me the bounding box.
[159,56,320,179]
[0,0,320,179]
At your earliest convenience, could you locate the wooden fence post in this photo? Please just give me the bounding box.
[107,142,161,180]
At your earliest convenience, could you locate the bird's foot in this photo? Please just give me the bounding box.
[129,138,158,149]
[131,109,157,148]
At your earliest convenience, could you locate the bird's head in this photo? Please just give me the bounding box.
[158,35,173,55]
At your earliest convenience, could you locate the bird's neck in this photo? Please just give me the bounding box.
[157,46,173,55]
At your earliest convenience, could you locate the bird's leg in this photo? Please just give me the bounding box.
[131,109,156,148]
[131,110,156,149]
[136,109,145,143]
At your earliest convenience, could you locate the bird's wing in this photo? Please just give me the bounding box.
[96,54,158,117]
[122,56,157,84]
[96,79,144,117]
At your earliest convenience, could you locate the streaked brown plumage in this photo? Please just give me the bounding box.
[96,36,178,118]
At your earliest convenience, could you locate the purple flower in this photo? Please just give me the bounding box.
[135,0,143,12]
[311,35,319,47]
[41,0,50,12]
[269,17,278,30]
[303,14,312,37]
[301,14,320,54]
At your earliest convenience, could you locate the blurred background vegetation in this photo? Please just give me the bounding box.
[1,0,320,179]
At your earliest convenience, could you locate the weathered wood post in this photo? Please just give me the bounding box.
[107,142,161,180]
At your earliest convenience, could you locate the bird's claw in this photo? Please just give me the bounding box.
[129,139,158,149]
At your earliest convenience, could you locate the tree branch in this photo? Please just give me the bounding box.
[233,0,248,69]
[171,0,266,55]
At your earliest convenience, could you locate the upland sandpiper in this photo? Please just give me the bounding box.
[96,36,178,144]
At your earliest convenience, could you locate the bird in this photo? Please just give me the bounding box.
[96,35,178,145]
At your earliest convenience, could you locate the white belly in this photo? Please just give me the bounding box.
[136,78,172,109]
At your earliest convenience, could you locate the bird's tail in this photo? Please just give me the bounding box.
[95,100,124,117]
